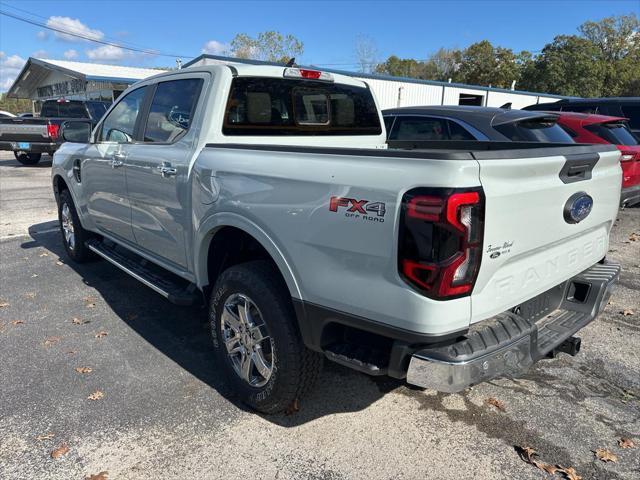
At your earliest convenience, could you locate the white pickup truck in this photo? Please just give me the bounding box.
[51,64,621,413]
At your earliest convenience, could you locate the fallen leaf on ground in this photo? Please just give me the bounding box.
[35,433,54,441]
[557,466,582,480]
[85,471,109,480]
[44,336,61,347]
[50,444,69,459]
[285,398,300,415]
[88,390,104,401]
[24,292,36,299]
[630,232,639,241]
[83,296,97,308]
[39,252,49,257]
[485,397,506,411]
[11,320,24,325]
[619,438,635,448]
[31,273,38,278]
[75,367,92,374]
[66,350,77,355]
[0,301,9,308]
[594,448,618,462]
[94,331,108,339]
[621,309,635,316]
[516,446,561,476]
[55,261,64,266]
[72,317,90,325]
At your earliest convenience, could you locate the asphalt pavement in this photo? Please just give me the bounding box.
[0,151,638,479]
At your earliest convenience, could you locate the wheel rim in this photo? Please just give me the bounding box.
[221,293,274,387]
[61,203,75,251]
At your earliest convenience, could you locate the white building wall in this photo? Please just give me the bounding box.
[485,91,539,109]
[442,86,486,105]
[355,77,443,109]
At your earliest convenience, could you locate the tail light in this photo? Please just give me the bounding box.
[47,123,59,140]
[399,188,484,299]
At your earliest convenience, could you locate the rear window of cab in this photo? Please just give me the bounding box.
[223,77,382,136]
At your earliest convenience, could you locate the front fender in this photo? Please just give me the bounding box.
[193,211,302,300]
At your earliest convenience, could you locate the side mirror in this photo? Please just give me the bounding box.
[61,121,92,143]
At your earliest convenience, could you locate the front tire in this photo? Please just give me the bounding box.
[14,152,41,165]
[58,189,94,263]
[210,261,322,414]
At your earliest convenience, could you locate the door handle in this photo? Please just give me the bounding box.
[157,163,177,178]
[111,151,126,168]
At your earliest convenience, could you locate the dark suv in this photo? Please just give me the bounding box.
[523,98,640,138]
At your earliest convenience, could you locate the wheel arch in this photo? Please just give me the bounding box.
[195,212,302,301]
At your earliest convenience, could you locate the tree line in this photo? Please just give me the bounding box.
[367,14,639,97]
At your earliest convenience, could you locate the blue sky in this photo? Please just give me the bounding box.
[0,0,638,90]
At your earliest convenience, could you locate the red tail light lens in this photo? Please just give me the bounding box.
[47,123,59,140]
[399,188,484,299]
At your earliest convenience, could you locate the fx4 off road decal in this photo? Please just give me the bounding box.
[329,196,386,223]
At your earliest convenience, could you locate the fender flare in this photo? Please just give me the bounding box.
[193,212,303,300]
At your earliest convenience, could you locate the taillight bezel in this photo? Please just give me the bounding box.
[398,187,485,300]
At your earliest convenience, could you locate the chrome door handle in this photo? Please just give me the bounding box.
[111,151,126,168]
[157,164,177,177]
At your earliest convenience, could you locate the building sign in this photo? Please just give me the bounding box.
[36,79,86,99]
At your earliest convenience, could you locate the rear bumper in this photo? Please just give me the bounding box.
[621,184,640,207]
[406,260,620,392]
[0,141,57,154]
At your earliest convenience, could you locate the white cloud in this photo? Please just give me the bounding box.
[86,45,126,61]
[36,30,48,40]
[63,49,79,60]
[32,50,49,59]
[202,40,230,55]
[46,16,104,42]
[0,52,27,92]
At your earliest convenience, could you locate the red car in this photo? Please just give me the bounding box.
[554,112,640,207]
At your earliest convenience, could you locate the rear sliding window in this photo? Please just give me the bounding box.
[494,118,574,143]
[41,101,88,119]
[223,77,381,136]
[586,122,638,146]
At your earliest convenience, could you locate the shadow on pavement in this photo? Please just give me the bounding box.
[24,221,399,425]
[0,155,53,168]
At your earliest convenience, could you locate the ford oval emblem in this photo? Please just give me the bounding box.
[564,192,593,224]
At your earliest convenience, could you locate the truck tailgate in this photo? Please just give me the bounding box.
[0,119,49,143]
[471,147,621,323]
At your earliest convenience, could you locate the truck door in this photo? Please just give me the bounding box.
[123,77,205,269]
[82,86,148,243]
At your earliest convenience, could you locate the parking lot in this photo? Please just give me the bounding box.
[0,150,638,479]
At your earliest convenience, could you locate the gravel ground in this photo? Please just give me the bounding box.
[0,151,639,479]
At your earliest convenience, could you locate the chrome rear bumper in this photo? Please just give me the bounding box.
[406,261,620,392]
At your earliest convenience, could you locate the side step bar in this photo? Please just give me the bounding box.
[86,239,200,306]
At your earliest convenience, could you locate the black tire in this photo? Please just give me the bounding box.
[57,189,95,263]
[210,261,322,414]
[14,152,41,165]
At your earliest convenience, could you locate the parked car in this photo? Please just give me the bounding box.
[53,64,620,413]
[383,106,575,143]
[524,97,640,138]
[0,110,16,118]
[0,99,110,165]
[554,112,640,207]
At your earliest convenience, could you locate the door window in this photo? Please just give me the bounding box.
[143,79,203,143]
[98,87,147,143]
[389,116,449,140]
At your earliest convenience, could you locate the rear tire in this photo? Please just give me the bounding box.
[58,189,94,263]
[210,261,322,414]
[14,152,41,165]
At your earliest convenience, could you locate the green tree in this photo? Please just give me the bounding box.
[423,48,461,81]
[456,41,519,88]
[0,94,32,114]
[578,13,640,96]
[375,55,423,77]
[521,35,605,97]
[229,31,303,63]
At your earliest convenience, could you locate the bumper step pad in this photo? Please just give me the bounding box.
[407,261,620,392]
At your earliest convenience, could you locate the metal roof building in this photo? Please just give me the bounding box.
[7,57,166,105]
[184,54,568,110]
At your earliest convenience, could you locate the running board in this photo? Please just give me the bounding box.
[86,239,200,306]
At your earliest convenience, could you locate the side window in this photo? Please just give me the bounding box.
[447,120,476,140]
[143,79,203,143]
[389,116,449,141]
[99,87,147,143]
